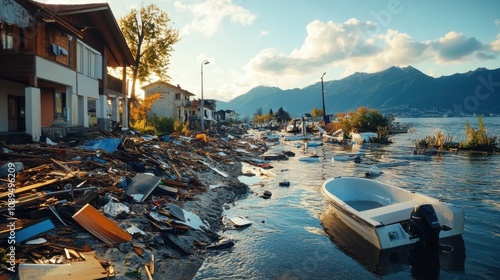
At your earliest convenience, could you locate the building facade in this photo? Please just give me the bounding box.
[0,0,133,140]
[215,109,239,123]
[141,81,196,123]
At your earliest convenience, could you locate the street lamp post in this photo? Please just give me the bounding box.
[200,60,210,131]
[321,72,326,124]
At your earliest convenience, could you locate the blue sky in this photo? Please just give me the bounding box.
[40,0,500,101]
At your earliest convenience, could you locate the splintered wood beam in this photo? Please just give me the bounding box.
[51,158,81,178]
[0,173,75,199]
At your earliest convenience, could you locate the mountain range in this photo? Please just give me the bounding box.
[216,66,500,119]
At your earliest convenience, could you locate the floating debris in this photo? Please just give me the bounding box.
[229,216,253,227]
[279,180,290,187]
[262,190,273,199]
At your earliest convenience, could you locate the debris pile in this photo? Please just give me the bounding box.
[0,126,268,279]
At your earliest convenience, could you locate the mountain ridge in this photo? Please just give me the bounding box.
[217,66,500,118]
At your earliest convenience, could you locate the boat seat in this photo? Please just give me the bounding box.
[360,200,417,225]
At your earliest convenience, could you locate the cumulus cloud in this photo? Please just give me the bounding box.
[430,32,484,62]
[175,0,256,37]
[242,18,432,82]
[491,34,500,51]
[290,19,380,61]
[218,19,498,99]
[338,29,429,74]
[376,30,427,64]
[244,19,383,78]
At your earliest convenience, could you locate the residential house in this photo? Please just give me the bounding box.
[0,0,133,140]
[197,99,217,128]
[215,109,239,123]
[141,81,196,123]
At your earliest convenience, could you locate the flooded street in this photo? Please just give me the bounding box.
[195,117,500,280]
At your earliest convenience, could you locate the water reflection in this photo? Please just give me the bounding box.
[320,208,465,278]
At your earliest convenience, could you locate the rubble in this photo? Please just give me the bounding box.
[0,125,268,279]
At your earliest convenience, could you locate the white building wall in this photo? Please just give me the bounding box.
[77,73,99,99]
[150,93,176,118]
[25,87,41,141]
[78,95,88,127]
[66,89,78,125]
[36,56,98,128]
[36,57,76,89]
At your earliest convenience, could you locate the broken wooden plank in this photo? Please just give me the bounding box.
[18,251,109,280]
[0,173,75,199]
[50,158,81,178]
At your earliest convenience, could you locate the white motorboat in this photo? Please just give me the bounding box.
[321,177,464,250]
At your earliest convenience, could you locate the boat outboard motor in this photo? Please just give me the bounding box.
[408,204,441,248]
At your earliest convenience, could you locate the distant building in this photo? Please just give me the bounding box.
[141,81,196,122]
[197,99,217,128]
[215,109,239,123]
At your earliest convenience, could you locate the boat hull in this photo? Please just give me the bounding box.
[321,177,464,250]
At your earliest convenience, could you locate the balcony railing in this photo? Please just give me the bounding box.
[106,74,123,93]
[175,99,192,107]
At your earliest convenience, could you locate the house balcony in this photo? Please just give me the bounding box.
[175,99,192,107]
[106,74,123,93]
[0,51,36,84]
[100,74,126,97]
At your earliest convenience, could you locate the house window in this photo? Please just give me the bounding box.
[54,92,66,120]
[175,93,180,100]
[0,22,14,50]
[76,40,102,79]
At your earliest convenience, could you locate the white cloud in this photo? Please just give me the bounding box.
[362,29,428,72]
[290,19,379,62]
[430,31,484,63]
[491,34,500,51]
[174,0,256,37]
[237,18,431,88]
[199,18,499,101]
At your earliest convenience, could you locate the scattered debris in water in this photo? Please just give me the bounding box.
[262,190,273,199]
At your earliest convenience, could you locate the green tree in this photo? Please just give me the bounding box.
[119,4,180,103]
[275,107,291,123]
[254,108,263,116]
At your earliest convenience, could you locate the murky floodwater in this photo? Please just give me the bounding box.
[195,117,500,280]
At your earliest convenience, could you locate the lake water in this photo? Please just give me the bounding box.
[194,117,500,280]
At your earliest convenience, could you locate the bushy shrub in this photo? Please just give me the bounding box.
[173,118,190,135]
[130,118,156,134]
[412,129,455,150]
[148,115,175,135]
[326,107,391,143]
[460,115,498,152]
